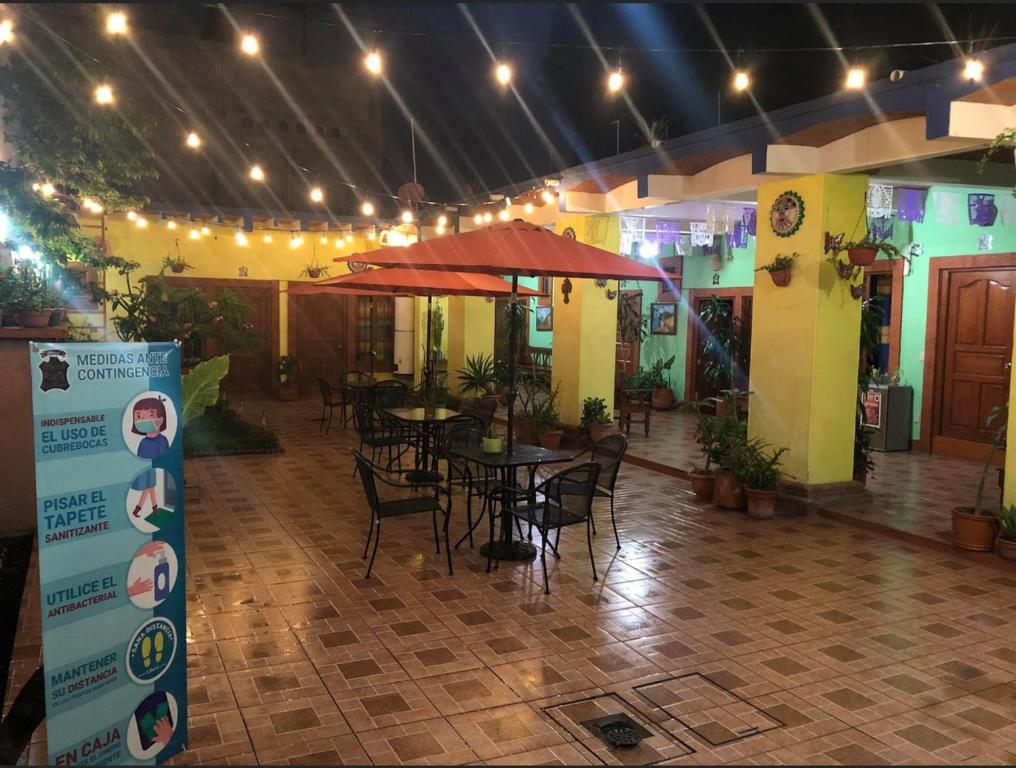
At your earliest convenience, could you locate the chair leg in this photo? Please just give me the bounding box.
[325,405,334,435]
[486,508,495,573]
[553,524,562,559]
[590,507,598,536]
[541,529,550,595]
[366,519,382,578]
[609,494,620,551]
[363,512,375,559]
[586,517,598,582]
[443,511,453,576]
[432,508,440,554]
[465,487,474,547]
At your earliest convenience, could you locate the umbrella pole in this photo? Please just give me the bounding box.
[507,274,518,454]
[368,296,375,380]
[425,294,433,395]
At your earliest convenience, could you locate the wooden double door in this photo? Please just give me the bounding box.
[928,262,1016,459]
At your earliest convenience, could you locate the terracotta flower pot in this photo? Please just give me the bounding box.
[652,388,674,410]
[688,472,715,502]
[713,471,746,510]
[170,263,186,274]
[307,269,323,279]
[539,430,563,450]
[588,422,617,443]
[278,382,300,401]
[847,246,878,266]
[746,488,778,520]
[513,419,533,444]
[996,535,1016,561]
[952,507,1000,551]
[769,269,792,287]
[49,308,68,326]
[19,310,52,328]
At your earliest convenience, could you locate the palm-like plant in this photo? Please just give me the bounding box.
[456,353,497,396]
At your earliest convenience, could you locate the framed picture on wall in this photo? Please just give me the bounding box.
[650,302,677,335]
[535,306,553,332]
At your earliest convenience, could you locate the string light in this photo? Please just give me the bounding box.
[166,220,177,230]
[189,227,200,240]
[93,83,115,106]
[607,69,625,93]
[249,164,265,182]
[40,183,55,198]
[473,214,483,225]
[200,225,210,236]
[436,224,446,235]
[105,11,128,36]
[541,190,556,205]
[401,210,413,224]
[262,233,273,244]
[319,235,328,245]
[82,197,103,213]
[135,216,148,229]
[367,229,376,241]
[365,50,383,76]
[185,131,202,149]
[845,67,866,90]
[345,233,353,244]
[483,211,493,224]
[0,19,14,45]
[235,231,248,246]
[498,208,510,222]
[361,201,375,217]
[495,62,512,86]
[523,202,534,215]
[289,234,303,249]
[733,70,750,92]
[240,33,259,56]
[126,210,137,221]
[437,214,447,227]
[964,58,985,81]
[309,186,324,203]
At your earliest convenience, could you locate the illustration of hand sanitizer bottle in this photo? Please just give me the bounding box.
[153,554,170,602]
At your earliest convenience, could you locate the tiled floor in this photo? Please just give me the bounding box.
[9,397,1016,766]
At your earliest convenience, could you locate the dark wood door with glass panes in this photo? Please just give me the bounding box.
[935,268,1016,448]
[354,296,394,374]
[288,291,351,388]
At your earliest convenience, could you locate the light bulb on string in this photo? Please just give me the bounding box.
[963,58,985,81]
[200,225,210,236]
[126,210,137,221]
[733,70,750,92]
[235,231,248,246]
[498,208,510,222]
[0,19,14,45]
[473,214,483,225]
[361,201,375,217]
[523,202,534,215]
[345,233,353,245]
[289,234,304,249]
[185,131,202,149]
[319,235,328,245]
[401,210,413,224]
[309,186,324,203]
[249,164,265,182]
[240,33,259,56]
[93,83,115,106]
[367,229,376,241]
[135,216,148,229]
[607,69,625,94]
[483,211,493,224]
[262,233,273,244]
[365,50,383,76]
[40,183,55,198]
[437,214,447,227]
[166,220,177,230]
[495,62,512,86]
[541,190,555,205]
[435,224,446,235]
[845,67,866,90]
[105,11,128,36]
[189,228,200,240]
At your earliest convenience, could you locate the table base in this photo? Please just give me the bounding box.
[480,540,537,561]
[404,469,442,485]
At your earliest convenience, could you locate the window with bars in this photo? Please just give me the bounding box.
[355,296,394,371]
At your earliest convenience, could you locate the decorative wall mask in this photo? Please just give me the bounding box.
[769,190,805,237]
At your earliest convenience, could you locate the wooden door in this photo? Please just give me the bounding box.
[934,268,1016,453]
[288,291,352,388]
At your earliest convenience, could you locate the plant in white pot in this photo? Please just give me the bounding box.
[735,439,787,520]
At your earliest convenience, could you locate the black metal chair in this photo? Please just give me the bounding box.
[352,399,410,474]
[441,421,500,550]
[353,451,452,578]
[493,462,601,594]
[339,371,372,427]
[571,433,628,550]
[317,378,342,434]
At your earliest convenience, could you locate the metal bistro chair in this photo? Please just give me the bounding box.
[569,433,628,550]
[353,451,452,578]
[441,421,500,550]
[317,378,342,434]
[352,398,410,475]
[339,370,372,427]
[494,463,601,594]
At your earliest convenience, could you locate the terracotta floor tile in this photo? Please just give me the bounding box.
[448,702,569,760]
[358,718,477,765]
[415,668,522,715]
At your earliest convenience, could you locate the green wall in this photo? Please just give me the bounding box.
[900,185,1016,438]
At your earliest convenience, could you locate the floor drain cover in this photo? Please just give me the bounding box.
[581,713,651,750]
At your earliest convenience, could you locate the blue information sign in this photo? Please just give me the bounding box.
[30,341,187,765]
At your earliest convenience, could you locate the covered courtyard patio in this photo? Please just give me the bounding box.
[9,396,1016,766]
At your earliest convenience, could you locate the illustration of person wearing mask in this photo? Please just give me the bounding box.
[130,397,170,518]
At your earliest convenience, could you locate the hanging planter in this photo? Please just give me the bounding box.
[847,246,878,266]
[755,253,798,288]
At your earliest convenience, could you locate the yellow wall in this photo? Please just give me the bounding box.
[748,174,866,485]
[446,296,495,395]
[413,295,448,387]
[551,213,620,425]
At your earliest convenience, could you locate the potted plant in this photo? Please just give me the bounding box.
[482,424,503,454]
[276,355,300,401]
[736,439,788,520]
[162,252,193,274]
[700,295,750,397]
[952,403,1006,551]
[755,252,798,287]
[712,414,748,510]
[628,356,676,410]
[995,505,1016,561]
[299,261,330,279]
[457,353,498,401]
[688,410,722,501]
[430,304,445,361]
[581,396,616,443]
[840,229,904,267]
[14,265,53,328]
[533,383,563,449]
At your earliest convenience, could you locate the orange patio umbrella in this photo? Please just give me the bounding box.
[287,268,538,384]
[334,220,669,451]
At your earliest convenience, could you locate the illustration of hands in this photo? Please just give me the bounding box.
[137,541,164,558]
[153,717,173,746]
[127,578,153,597]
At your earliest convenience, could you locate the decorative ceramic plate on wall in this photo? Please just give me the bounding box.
[770,190,805,238]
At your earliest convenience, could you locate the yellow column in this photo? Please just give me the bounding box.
[747,174,867,486]
[446,296,495,396]
[1003,318,1016,506]
[278,281,288,356]
[551,214,620,426]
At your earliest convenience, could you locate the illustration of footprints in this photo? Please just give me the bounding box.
[154,630,164,663]
[141,636,152,668]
